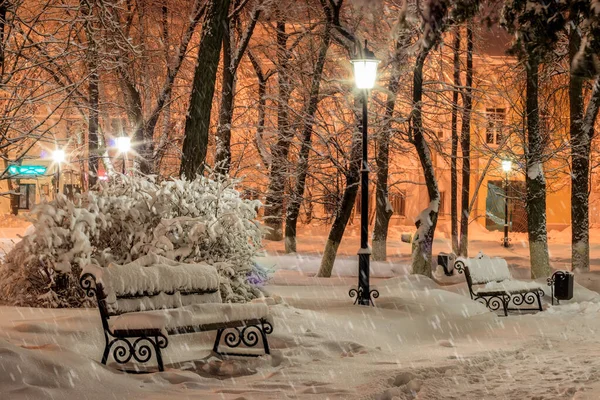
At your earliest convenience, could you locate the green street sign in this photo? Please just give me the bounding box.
[8,165,47,176]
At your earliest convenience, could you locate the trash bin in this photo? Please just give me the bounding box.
[549,270,574,305]
[437,253,456,276]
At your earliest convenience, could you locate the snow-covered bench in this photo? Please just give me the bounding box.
[79,254,273,372]
[454,253,545,316]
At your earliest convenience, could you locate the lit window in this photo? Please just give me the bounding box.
[485,108,505,145]
[390,192,406,216]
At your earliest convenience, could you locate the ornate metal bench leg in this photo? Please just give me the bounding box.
[537,291,543,312]
[260,320,273,355]
[213,328,224,354]
[101,332,114,365]
[502,295,509,317]
[154,336,165,372]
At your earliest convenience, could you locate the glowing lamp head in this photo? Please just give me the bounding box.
[502,160,512,173]
[350,40,380,90]
[116,136,131,153]
[53,149,66,164]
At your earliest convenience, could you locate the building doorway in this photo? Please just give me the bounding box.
[11,183,37,214]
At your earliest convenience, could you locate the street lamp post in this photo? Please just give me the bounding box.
[501,160,512,248]
[115,136,131,174]
[349,40,380,306]
[53,149,66,194]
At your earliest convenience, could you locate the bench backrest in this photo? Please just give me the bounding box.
[466,256,511,285]
[455,255,512,295]
[80,254,221,324]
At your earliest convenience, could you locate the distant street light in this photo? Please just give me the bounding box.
[502,160,512,248]
[53,149,66,194]
[115,136,131,174]
[349,40,380,307]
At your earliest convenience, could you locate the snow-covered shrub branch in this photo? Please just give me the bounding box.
[0,174,264,307]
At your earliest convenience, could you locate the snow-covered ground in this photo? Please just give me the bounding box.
[2,223,600,399]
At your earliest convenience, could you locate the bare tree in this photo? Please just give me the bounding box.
[284,0,335,253]
[180,0,231,178]
[502,0,566,278]
[214,0,263,175]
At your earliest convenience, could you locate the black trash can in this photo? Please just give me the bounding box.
[437,253,455,276]
[549,270,574,305]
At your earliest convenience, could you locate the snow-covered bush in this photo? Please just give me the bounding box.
[0,174,264,307]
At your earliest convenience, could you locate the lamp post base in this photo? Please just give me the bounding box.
[350,249,378,306]
[349,286,379,306]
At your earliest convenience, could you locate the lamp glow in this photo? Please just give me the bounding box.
[53,149,66,164]
[116,136,131,153]
[351,41,380,89]
[502,160,512,173]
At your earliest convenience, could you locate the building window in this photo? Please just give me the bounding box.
[485,108,505,144]
[439,191,446,215]
[390,192,406,216]
[15,184,36,210]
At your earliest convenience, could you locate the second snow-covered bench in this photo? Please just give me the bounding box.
[80,254,273,372]
[454,254,545,316]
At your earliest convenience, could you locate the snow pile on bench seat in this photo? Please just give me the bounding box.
[82,254,220,304]
[109,303,270,333]
[475,280,545,294]
[459,256,512,284]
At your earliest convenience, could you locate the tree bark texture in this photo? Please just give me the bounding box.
[215,5,260,175]
[411,50,438,278]
[180,0,231,178]
[459,24,473,258]
[82,0,99,188]
[263,19,291,241]
[525,57,551,279]
[450,29,460,255]
[215,30,235,175]
[570,26,589,272]
[284,11,332,253]
[372,47,402,261]
[317,99,362,277]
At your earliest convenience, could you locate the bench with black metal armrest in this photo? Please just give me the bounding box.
[454,253,545,316]
[80,255,273,372]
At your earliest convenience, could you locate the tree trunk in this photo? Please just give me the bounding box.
[411,50,439,278]
[459,24,473,257]
[88,55,99,188]
[285,16,332,253]
[215,28,235,175]
[180,0,231,178]
[317,99,362,277]
[82,0,99,188]
[571,75,600,271]
[372,49,401,261]
[0,1,7,70]
[525,56,551,279]
[450,29,460,255]
[247,50,271,168]
[570,26,588,272]
[214,5,260,175]
[263,19,291,241]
